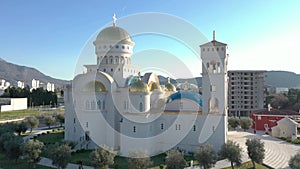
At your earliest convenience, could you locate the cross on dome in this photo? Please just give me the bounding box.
[213,30,216,41]
[113,13,117,27]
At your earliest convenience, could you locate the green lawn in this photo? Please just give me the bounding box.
[69,150,197,169]
[0,153,53,169]
[70,149,93,166]
[34,130,64,158]
[35,130,64,144]
[0,109,63,120]
[222,161,270,169]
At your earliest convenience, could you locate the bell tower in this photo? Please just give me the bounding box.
[200,31,228,115]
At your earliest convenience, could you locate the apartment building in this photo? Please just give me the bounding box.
[228,70,265,117]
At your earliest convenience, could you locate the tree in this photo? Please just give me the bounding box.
[128,150,153,169]
[246,138,265,168]
[270,94,289,109]
[240,118,252,131]
[22,139,44,169]
[194,144,217,169]
[14,121,28,136]
[56,114,65,127]
[228,118,240,130]
[165,150,187,169]
[219,140,242,169]
[50,143,72,169]
[289,153,300,169]
[26,116,39,132]
[90,145,116,169]
[44,116,56,129]
[0,132,15,152]
[4,136,23,161]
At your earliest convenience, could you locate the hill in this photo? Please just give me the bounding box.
[265,71,300,88]
[0,58,69,88]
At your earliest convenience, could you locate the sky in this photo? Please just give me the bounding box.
[0,1,300,80]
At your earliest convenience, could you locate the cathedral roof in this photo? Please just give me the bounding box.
[165,83,176,92]
[167,91,202,107]
[129,79,149,93]
[149,82,162,92]
[200,40,227,47]
[95,26,133,44]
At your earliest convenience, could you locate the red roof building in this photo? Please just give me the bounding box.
[251,108,300,131]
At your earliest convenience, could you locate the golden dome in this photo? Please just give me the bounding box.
[164,77,176,92]
[149,82,162,92]
[95,26,133,45]
[129,79,149,93]
[165,83,176,92]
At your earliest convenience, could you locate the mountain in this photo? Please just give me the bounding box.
[265,71,300,88]
[0,58,69,88]
[1,57,299,89]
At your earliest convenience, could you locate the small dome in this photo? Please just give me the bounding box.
[95,26,133,44]
[129,79,149,93]
[167,91,202,107]
[149,82,162,92]
[165,83,176,92]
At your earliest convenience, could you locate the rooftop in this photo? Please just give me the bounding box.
[252,108,300,116]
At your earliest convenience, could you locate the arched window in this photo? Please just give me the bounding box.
[133,126,136,132]
[208,97,219,113]
[139,102,143,112]
[103,100,105,110]
[109,56,113,64]
[85,100,89,110]
[217,62,221,73]
[115,56,119,64]
[91,100,96,110]
[97,100,101,110]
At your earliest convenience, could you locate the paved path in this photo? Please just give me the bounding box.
[227,130,300,169]
[38,157,93,169]
[186,130,299,169]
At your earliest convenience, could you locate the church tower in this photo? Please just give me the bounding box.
[200,31,228,115]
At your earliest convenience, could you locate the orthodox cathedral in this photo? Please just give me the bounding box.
[64,16,229,156]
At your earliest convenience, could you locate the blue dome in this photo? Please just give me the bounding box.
[126,76,139,86]
[167,91,202,107]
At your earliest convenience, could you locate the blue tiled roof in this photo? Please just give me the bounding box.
[167,91,202,107]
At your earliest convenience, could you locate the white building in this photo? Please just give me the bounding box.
[64,19,228,156]
[17,81,25,89]
[46,82,55,92]
[0,79,10,90]
[31,79,40,90]
[0,98,28,112]
[272,117,298,140]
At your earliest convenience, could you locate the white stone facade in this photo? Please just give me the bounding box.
[64,24,228,156]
